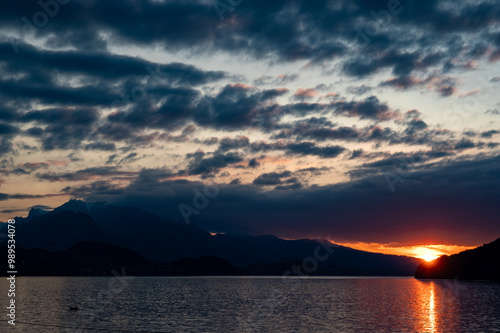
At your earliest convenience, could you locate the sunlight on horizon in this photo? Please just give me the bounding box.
[413,247,442,262]
[332,241,476,260]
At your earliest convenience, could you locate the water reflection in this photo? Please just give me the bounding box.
[1,277,498,332]
[428,281,436,333]
[416,278,467,332]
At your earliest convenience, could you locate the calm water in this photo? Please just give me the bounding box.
[1,276,500,332]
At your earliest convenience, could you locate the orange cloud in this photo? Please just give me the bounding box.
[229,83,254,89]
[294,88,319,98]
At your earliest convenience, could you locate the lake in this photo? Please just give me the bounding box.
[1,276,500,332]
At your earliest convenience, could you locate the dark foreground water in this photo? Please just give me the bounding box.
[1,276,500,332]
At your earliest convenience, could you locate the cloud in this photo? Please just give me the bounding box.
[36,166,137,182]
[194,85,288,130]
[248,158,260,168]
[62,180,124,198]
[0,123,20,156]
[350,149,364,159]
[21,107,99,125]
[0,42,227,85]
[253,171,292,186]
[19,108,101,151]
[103,85,288,135]
[404,119,428,134]
[1,0,497,80]
[332,96,400,121]
[284,142,346,158]
[347,85,373,95]
[252,170,302,190]
[253,74,299,85]
[0,193,65,200]
[293,88,319,100]
[481,130,500,138]
[186,151,244,176]
[84,142,116,151]
[343,51,439,78]
[79,155,500,246]
[0,77,121,107]
[273,117,360,141]
[380,74,458,97]
[454,138,476,150]
[486,109,500,115]
[0,106,18,122]
[216,136,250,152]
[0,122,19,135]
[250,140,346,159]
[118,152,142,165]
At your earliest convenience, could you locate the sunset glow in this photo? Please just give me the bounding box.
[413,247,442,262]
[333,241,475,261]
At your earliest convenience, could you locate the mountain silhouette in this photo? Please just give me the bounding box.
[0,241,241,276]
[10,210,106,251]
[1,199,423,275]
[415,238,500,280]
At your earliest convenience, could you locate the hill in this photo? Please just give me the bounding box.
[415,238,500,280]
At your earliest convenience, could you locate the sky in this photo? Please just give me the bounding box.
[0,0,499,260]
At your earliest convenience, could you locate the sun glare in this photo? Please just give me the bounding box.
[332,241,474,261]
[414,247,442,262]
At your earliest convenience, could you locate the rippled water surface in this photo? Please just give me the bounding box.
[1,276,500,332]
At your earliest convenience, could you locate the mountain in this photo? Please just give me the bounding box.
[4,199,214,261]
[26,207,49,219]
[0,239,412,277]
[0,241,241,276]
[9,210,107,251]
[209,233,421,274]
[415,238,500,280]
[0,199,423,275]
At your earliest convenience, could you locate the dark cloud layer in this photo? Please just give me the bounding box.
[78,155,500,246]
[1,0,496,93]
[186,151,243,176]
[3,0,498,66]
[36,166,137,182]
[0,42,227,85]
[250,140,346,159]
[1,0,496,155]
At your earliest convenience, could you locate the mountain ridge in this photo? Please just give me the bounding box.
[1,199,423,275]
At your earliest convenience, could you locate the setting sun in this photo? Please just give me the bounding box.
[331,241,474,262]
[413,247,442,262]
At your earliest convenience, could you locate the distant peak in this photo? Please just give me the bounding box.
[27,207,49,219]
[54,199,89,214]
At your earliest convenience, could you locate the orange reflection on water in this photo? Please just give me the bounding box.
[412,280,438,332]
[414,279,462,333]
[428,282,437,333]
[325,278,466,332]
